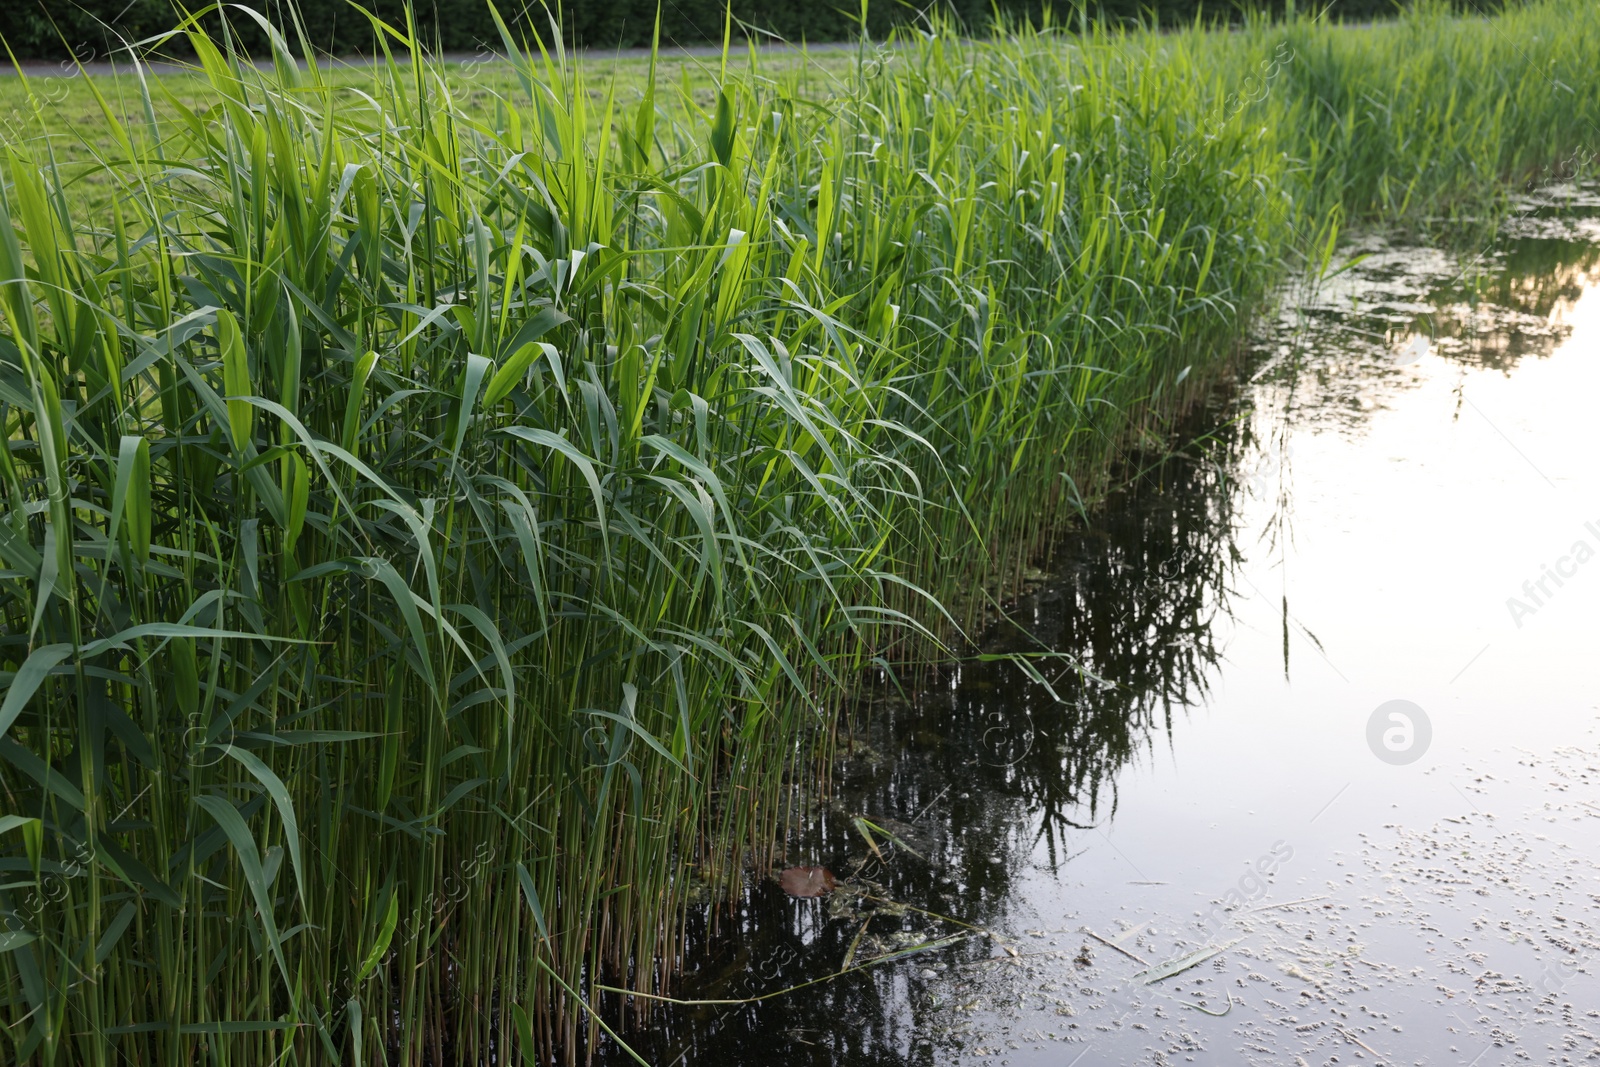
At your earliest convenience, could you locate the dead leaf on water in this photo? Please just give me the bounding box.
[779,866,837,897]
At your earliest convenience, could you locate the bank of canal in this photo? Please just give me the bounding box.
[604,184,1600,1067]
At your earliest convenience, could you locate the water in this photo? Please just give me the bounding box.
[603,188,1600,1066]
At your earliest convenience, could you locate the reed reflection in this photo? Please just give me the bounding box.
[603,403,1245,1066]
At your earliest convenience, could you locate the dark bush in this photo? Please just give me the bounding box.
[0,0,1430,62]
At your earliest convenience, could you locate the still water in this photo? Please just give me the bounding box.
[606,187,1600,1066]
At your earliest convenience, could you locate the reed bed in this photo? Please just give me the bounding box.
[0,1,1595,1063]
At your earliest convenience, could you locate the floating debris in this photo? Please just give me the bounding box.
[1132,939,1244,984]
[778,866,837,897]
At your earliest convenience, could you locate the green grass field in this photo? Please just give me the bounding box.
[0,47,862,218]
[0,2,1595,1063]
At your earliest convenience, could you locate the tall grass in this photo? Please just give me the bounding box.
[0,1,1595,1063]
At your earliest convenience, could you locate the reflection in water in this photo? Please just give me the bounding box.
[1252,229,1600,440]
[599,195,1600,1066]
[607,406,1243,1065]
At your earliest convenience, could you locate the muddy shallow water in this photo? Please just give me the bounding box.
[600,187,1600,1066]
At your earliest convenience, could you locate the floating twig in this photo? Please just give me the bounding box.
[1247,894,1331,913]
[1336,1026,1387,1062]
[1081,927,1149,966]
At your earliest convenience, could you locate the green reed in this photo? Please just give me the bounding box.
[0,0,1595,1063]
